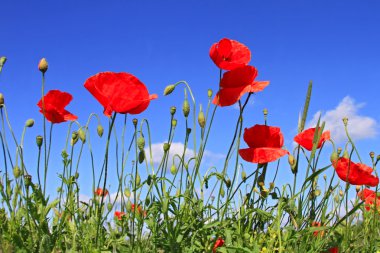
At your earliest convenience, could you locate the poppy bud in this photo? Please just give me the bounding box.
[25,119,34,128]
[0,93,4,107]
[323,174,327,181]
[355,185,360,193]
[241,171,247,181]
[24,174,32,187]
[163,143,170,152]
[78,128,86,143]
[339,190,344,197]
[337,147,342,155]
[137,135,145,151]
[225,178,231,188]
[269,182,275,191]
[71,131,79,145]
[97,124,104,137]
[145,195,151,206]
[182,100,190,118]
[370,151,375,159]
[288,155,295,166]
[106,203,113,212]
[343,150,349,159]
[124,188,131,198]
[138,150,145,164]
[220,187,225,198]
[132,118,138,127]
[198,104,206,128]
[38,58,48,73]
[36,135,44,148]
[330,152,339,164]
[261,189,269,198]
[0,56,6,67]
[314,189,321,197]
[171,119,177,127]
[186,128,192,135]
[163,84,175,96]
[170,164,177,175]
[135,173,141,187]
[377,155,380,163]
[170,106,176,116]
[126,200,132,212]
[13,165,22,178]
[263,108,268,116]
[147,174,152,185]
[207,89,213,98]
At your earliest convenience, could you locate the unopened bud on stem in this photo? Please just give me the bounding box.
[38,58,48,73]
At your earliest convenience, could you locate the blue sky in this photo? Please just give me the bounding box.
[1,1,380,200]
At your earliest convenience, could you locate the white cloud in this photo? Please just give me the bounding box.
[145,142,224,168]
[307,96,377,143]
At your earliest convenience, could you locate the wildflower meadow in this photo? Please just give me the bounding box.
[0,36,379,253]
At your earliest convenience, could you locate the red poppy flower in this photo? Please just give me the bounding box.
[239,124,289,164]
[212,237,224,253]
[37,90,78,123]
[358,188,380,211]
[114,211,125,220]
[294,127,330,151]
[95,188,109,197]
[333,158,379,187]
[212,66,269,107]
[326,247,339,253]
[311,221,325,237]
[209,38,251,70]
[84,72,157,117]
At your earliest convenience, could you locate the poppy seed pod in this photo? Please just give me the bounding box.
[370,151,375,159]
[38,58,48,73]
[137,135,145,151]
[163,84,175,96]
[171,119,177,127]
[97,124,104,137]
[24,174,32,187]
[132,118,138,127]
[337,147,342,155]
[225,178,231,188]
[198,105,206,128]
[36,135,43,148]
[342,117,348,126]
[0,93,4,107]
[207,89,213,98]
[170,106,176,116]
[163,143,170,152]
[25,119,34,128]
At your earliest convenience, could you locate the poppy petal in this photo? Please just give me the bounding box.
[239,147,289,164]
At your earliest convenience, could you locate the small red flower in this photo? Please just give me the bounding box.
[212,66,269,107]
[209,38,251,70]
[327,247,339,253]
[84,72,157,117]
[311,221,325,237]
[239,125,289,164]
[358,188,380,211]
[212,237,224,253]
[37,90,78,123]
[294,127,330,151]
[333,157,379,187]
[95,188,109,197]
[114,211,125,220]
